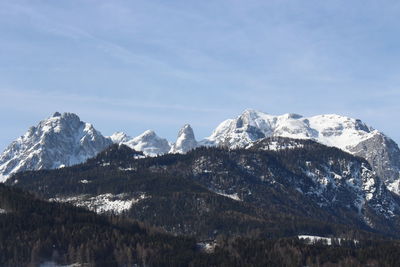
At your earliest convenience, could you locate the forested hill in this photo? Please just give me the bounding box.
[0,183,199,266]
[2,183,400,266]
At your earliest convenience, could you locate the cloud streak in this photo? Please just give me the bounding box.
[0,0,399,148]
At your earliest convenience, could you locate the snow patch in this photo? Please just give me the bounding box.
[118,167,136,171]
[197,241,217,253]
[387,179,400,194]
[50,193,147,214]
[214,191,241,201]
[298,235,358,246]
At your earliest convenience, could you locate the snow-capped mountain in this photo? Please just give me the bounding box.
[110,124,199,156]
[203,109,375,150]
[0,113,182,181]
[202,109,400,194]
[0,112,112,182]
[1,109,400,196]
[170,124,198,153]
[110,130,171,156]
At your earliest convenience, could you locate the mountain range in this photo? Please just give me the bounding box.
[1,110,399,196]
[3,110,400,265]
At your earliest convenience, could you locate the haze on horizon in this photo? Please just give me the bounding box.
[0,0,400,151]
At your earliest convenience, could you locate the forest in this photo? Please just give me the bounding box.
[2,184,400,266]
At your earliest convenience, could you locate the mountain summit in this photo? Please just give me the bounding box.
[203,109,375,150]
[170,124,198,153]
[0,112,112,182]
[110,130,171,156]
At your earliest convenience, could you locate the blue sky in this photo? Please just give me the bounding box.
[0,0,400,150]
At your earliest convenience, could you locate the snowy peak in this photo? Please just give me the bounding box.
[109,132,131,144]
[52,111,61,117]
[205,109,310,148]
[178,124,195,137]
[136,130,158,140]
[170,124,198,153]
[0,112,112,182]
[205,109,376,151]
[113,130,171,156]
[305,114,375,151]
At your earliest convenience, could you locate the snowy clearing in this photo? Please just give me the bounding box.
[50,193,147,214]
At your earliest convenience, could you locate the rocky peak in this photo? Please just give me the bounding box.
[350,131,400,194]
[170,124,198,153]
[0,112,112,182]
[138,130,157,140]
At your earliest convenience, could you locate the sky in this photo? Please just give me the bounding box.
[0,0,400,150]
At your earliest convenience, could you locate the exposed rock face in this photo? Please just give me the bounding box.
[350,132,400,195]
[170,124,198,153]
[0,112,112,182]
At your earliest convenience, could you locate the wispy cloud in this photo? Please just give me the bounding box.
[0,88,228,115]
[0,0,399,147]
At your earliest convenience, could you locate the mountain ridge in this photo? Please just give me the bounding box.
[1,110,399,197]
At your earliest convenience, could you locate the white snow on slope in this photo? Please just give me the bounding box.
[214,191,241,201]
[50,193,147,214]
[170,124,198,153]
[249,138,305,151]
[197,241,217,253]
[110,130,171,156]
[298,235,358,246]
[204,109,376,153]
[0,112,112,182]
[109,131,130,143]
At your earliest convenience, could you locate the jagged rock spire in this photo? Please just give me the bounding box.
[170,124,198,153]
